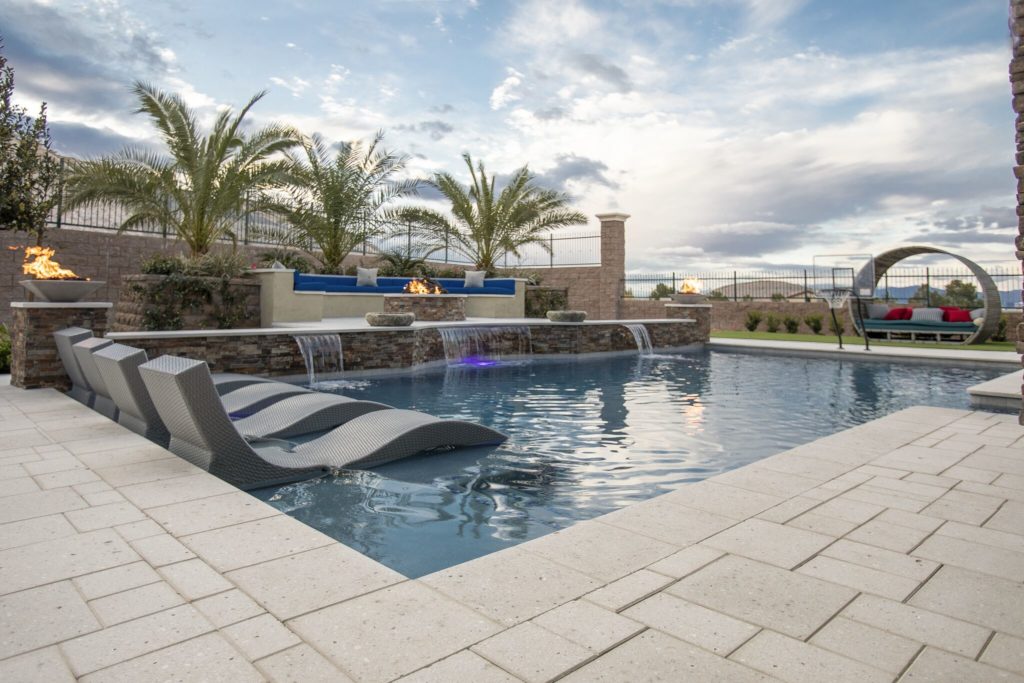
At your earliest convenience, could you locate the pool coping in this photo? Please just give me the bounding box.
[710,336,1020,367]
[1,382,1023,680]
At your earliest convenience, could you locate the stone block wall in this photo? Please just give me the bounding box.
[113,275,261,331]
[10,305,109,389]
[1011,0,1024,417]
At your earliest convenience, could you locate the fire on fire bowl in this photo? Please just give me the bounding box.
[20,279,105,303]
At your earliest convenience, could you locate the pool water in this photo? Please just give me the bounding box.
[251,350,1008,577]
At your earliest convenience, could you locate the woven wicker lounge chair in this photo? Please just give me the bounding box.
[138,354,507,489]
[71,337,120,420]
[220,382,313,417]
[53,327,95,406]
[94,343,390,443]
[213,374,275,395]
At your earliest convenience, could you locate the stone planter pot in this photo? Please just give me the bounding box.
[670,293,709,304]
[20,279,105,303]
[365,312,415,327]
[546,310,587,323]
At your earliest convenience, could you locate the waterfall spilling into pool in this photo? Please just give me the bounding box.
[293,334,344,385]
[437,325,533,366]
[623,323,653,355]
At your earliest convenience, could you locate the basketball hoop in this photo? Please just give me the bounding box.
[818,288,851,310]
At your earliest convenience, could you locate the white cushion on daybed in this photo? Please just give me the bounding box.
[866,303,890,319]
[910,307,943,323]
[970,308,985,319]
[464,270,486,288]
[356,267,378,287]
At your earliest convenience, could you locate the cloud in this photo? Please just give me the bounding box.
[270,76,312,98]
[430,103,455,114]
[681,221,821,257]
[568,53,633,92]
[534,154,620,194]
[490,68,525,110]
[395,120,455,141]
[908,206,1018,246]
[48,121,153,158]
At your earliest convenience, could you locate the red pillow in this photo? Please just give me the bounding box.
[945,309,973,323]
[884,307,911,320]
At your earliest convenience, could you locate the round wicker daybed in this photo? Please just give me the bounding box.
[852,246,1002,344]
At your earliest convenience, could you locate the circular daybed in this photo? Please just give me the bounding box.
[852,246,1002,344]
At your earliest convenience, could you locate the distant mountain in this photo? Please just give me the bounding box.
[874,285,1021,309]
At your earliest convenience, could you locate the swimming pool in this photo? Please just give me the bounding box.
[251,349,1008,577]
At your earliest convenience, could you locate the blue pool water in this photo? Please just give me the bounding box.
[251,350,1008,577]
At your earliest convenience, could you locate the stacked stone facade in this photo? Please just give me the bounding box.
[1012,0,1024,417]
[113,275,261,331]
[383,295,467,321]
[10,305,109,389]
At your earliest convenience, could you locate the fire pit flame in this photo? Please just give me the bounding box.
[679,278,700,295]
[404,277,447,295]
[18,246,86,281]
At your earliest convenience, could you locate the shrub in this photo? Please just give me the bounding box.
[0,323,10,373]
[765,314,781,333]
[184,251,248,279]
[828,314,845,336]
[783,315,800,334]
[804,314,823,334]
[744,311,763,332]
[435,267,463,279]
[258,249,311,273]
[139,253,185,275]
[993,314,1009,342]
[770,293,785,301]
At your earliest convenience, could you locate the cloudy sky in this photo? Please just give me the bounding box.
[2,0,1017,270]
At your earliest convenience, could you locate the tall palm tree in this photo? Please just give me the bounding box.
[401,153,587,271]
[64,82,300,257]
[275,131,418,274]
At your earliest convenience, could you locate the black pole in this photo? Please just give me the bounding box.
[831,308,843,349]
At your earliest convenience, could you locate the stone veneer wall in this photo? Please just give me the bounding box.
[1012,0,1024,417]
[113,275,261,331]
[11,305,109,389]
[109,320,706,377]
[383,295,466,322]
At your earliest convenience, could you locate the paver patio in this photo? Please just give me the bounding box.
[1,379,1023,681]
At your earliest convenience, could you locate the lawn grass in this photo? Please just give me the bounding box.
[711,329,1017,352]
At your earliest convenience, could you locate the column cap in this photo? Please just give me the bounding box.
[595,213,631,222]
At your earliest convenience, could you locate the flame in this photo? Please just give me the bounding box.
[679,278,701,294]
[19,246,85,280]
[403,277,447,294]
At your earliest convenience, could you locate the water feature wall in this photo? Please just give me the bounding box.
[623,323,653,356]
[293,334,344,385]
[437,325,533,366]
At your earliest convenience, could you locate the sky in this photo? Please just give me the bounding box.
[1,0,1018,271]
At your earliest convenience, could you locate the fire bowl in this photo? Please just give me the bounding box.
[365,312,415,327]
[20,279,105,303]
[546,310,587,323]
[670,293,708,304]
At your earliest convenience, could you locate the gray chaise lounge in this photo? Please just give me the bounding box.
[94,342,392,443]
[53,327,95,406]
[71,337,120,421]
[138,355,507,489]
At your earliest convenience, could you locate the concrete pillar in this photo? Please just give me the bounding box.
[10,302,112,389]
[596,213,629,320]
[1011,0,1024,420]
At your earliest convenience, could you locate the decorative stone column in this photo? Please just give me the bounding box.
[664,303,711,342]
[10,302,111,389]
[1011,0,1024,420]
[596,213,629,320]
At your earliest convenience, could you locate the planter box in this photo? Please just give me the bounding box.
[112,274,261,331]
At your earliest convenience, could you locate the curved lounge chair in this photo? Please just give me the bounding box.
[94,343,390,444]
[53,328,95,406]
[220,382,312,417]
[71,337,119,420]
[213,374,275,395]
[138,355,507,489]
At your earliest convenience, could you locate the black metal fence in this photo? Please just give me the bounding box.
[624,268,1024,308]
[45,199,602,268]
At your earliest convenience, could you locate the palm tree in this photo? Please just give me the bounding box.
[63,82,300,257]
[401,153,587,272]
[275,132,418,274]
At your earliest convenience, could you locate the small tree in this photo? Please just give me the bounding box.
[0,46,61,244]
[402,153,587,271]
[910,284,947,307]
[783,315,800,333]
[744,311,762,331]
[276,132,418,274]
[765,314,781,332]
[804,314,823,334]
[650,283,674,300]
[944,279,983,309]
